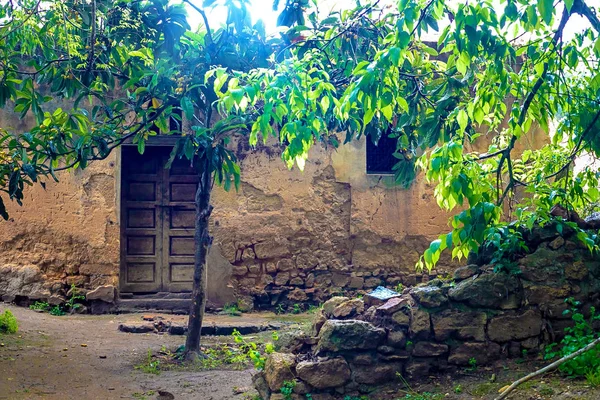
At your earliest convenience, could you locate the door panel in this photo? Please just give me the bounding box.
[121,147,198,293]
[162,156,198,292]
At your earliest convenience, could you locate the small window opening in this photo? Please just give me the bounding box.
[366,132,396,175]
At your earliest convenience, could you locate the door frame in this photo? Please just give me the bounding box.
[119,138,184,294]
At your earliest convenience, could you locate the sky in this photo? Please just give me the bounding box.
[185,0,591,42]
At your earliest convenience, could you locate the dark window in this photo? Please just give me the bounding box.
[366,133,396,175]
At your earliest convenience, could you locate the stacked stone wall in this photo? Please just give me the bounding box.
[255,224,600,399]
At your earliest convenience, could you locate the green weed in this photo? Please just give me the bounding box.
[545,298,600,377]
[586,367,600,387]
[280,380,296,400]
[223,303,241,316]
[135,349,161,375]
[29,301,50,311]
[0,310,18,334]
[49,305,65,316]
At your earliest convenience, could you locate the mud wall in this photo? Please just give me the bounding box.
[0,101,546,309]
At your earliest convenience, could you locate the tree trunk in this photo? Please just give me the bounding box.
[184,159,213,360]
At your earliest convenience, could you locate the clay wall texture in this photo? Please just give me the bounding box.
[0,102,546,309]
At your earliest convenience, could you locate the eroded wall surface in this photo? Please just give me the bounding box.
[210,138,457,310]
[0,130,458,309]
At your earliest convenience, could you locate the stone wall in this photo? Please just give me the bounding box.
[0,97,546,310]
[255,224,600,399]
[0,135,459,309]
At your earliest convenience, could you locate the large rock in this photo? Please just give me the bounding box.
[377,297,406,315]
[410,286,448,308]
[252,372,271,400]
[519,247,565,283]
[351,362,403,385]
[488,310,542,342]
[392,310,410,327]
[316,320,386,353]
[386,330,407,348]
[412,342,448,357]
[86,285,116,303]
[453,265,480,280]
[431,309,487,341]
[448,273,521,309]
[409,308,431,339]
[296,358,351,389]
[322,296,349,317]
[0,264,49,300]
[448,342,501,366]
[332,299,364,318]
[264,352,297,391]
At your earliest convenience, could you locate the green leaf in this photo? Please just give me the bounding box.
[537,0,553,25]
[564,0,574,12]
[457,109,468,132]
[320,96,330,113]
[180,97,195,121]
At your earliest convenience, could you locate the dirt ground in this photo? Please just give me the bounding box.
[2,304,600,400]
[0,304,291,400]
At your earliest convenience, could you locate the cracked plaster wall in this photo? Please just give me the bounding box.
[0,103,546,309]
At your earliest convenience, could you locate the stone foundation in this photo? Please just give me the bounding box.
[256,225,600,399]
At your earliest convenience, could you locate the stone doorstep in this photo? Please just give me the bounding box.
[119,292,192,300]
[116,298,192,314]
[118,321,277,336]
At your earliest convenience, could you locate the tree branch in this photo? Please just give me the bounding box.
[495,335,600,400]
[574,0,600,33]
[184,0,214,45]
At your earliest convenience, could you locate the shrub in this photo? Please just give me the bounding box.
[0,310,18,334]
[545,298,600,377]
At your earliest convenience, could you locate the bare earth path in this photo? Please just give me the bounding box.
[0,304,274,400]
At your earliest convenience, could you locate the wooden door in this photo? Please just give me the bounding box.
[162,156,198,292]
[120,146,198,293]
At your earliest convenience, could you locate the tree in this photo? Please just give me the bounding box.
[0,0,287,359]
[216,0,600,272]
[1,0,600,358]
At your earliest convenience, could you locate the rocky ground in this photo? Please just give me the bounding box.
[0,304,303,400]
[1,304,600,400]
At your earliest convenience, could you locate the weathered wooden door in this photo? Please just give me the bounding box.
[120,146,198,293]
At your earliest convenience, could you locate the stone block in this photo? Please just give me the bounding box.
[348,277,364,289]
[448,342,501,366]
[287,289,308,302]
[448,273,522,309]
[392,311,410,327]
[296,358,351,389]
[332,299,364,318]
[316,320,386,352]
[351,362,403,385]
[409,308,431,339]
[387,330,407,348]
[431,309,487,341]
[488,309,542,342]
[275,272,290,286]
[412,342,448,357]
[410,286,448,308]
[232,265,248,276]
[86,285,116,303]
[453,265,480,280]
[277,259,295,272]
[377,297,406,315]
[322,296,349,317]
[264,352,297,391]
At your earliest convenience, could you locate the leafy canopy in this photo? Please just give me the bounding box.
[1,0,600,271]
